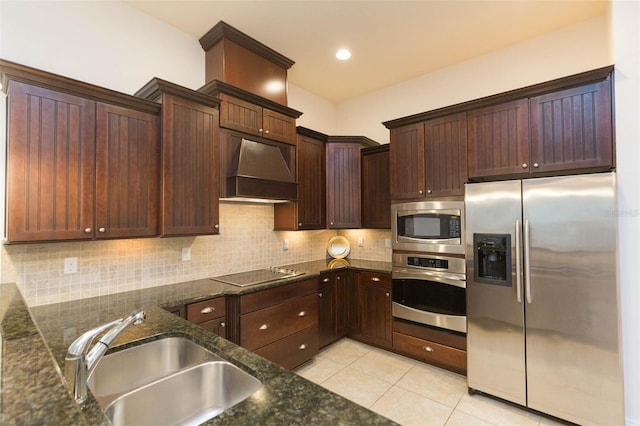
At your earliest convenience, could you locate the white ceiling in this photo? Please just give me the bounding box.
[125,0,609,103]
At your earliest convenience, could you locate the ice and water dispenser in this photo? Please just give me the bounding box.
[473,234,511,286]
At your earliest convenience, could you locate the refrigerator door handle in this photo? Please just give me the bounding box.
[515,220,522,303]
[524,219,532,304]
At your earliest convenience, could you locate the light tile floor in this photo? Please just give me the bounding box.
[295,338,567,426]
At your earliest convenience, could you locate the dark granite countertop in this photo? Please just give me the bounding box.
[0,259,395,425]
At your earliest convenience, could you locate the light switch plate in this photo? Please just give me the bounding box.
[385,238,391,248]
[358,236,364,247]
[182,247,191,261]
[283,239,289,251]
[64,257,78,274]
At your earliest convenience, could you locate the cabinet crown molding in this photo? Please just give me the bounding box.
[135,77,221,108]
[326,135,380,148]
[199,21,295,70]
[0,59,161,115]
[382,65,614,129]
[296,126,329,142]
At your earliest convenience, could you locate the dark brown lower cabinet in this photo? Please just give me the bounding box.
[186,297,227,339]
[345,271,392,350]
[318,270,348,348]
[239,278,319,369]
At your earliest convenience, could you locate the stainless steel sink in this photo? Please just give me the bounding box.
[87,337,218,406]
[87,336,262,425]
[104,361,263,426]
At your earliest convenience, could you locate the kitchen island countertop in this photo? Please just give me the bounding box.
[0,259,395,425]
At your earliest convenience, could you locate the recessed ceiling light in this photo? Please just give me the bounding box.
[336,49,351,61]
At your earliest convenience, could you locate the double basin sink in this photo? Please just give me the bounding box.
[87,337,262,425]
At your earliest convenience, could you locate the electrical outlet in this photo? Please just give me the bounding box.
[64,257,78,274]
[181,247,191,261]
[358,236,364,247]
[283,239,289,251]
[385,238,391,248]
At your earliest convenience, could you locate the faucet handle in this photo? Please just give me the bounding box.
[66,319,122,358]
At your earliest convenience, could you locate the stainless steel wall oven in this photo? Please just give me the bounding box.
[392,252,466,333]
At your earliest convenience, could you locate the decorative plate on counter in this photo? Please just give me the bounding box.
[327,236,350,259]
[328,258,350,269]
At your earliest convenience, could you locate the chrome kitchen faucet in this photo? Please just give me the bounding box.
[64,309,146,403]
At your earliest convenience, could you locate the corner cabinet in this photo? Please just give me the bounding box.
[326,136,379,229]
[2,61,160,243]
[361,145,391,229]
[136,79,221,236]
[350,271,392,349]
[318,270,348,348]
[274,127,327,230]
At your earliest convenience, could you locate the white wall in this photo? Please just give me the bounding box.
[335,15,611,143]
[289,83,338,135]
[611,1,640,424]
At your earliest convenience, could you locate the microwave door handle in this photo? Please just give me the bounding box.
[515,220,522,303]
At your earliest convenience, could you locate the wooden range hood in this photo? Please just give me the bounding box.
[199,21,295,106]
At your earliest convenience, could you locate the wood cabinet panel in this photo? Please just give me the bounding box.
[240,278,318,314]
[262,108,296,145]
[390,123,425,200]
[393,332,466,375]
[362,146,391,229]
[186,297,226,324]
[467,99,530,180]
[241,293,318,351]
[424,113,467,197]
[219,94,262,138]
[161,94,219,236]
[357,272,392,349]
[318,277,336,349]
[95,103,159,238]
[197,317,227,339]
[253,325,319,370]
[326,143,362,229]
[529,78,613,174]
[6,82,95,242]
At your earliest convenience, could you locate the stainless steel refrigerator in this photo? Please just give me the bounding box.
[465,172,624,425]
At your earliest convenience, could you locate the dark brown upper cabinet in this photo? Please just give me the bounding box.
[384,65,615,185]
[274,127,327,231]
[199,81,301,146]
[326,136,379,229]
[136,79,221,237]
[361,144,391,229]
[1,61,160,243]
[424,113,467,197]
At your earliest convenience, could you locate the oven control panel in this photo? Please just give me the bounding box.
[407,256,449,269]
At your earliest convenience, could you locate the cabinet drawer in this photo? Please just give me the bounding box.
[197,317,226,339]
[241,293,318,351]
[358,271,391,289]
[187,297,226,324]
[254,325,319,370]
[240,278,318,314]
[393,332,466,374]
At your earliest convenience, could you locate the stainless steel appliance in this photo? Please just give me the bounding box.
[392,252,466,333]
[212,267,304,287]
[391,201,464,254]
[465,172,624,425]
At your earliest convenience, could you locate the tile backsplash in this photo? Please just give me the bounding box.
[2,203,391,306]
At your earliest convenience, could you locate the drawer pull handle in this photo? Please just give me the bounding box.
[371,277,381,282]
[299,344,307,350]
[200,307,215,314]
[259,324,269,331]
[323,278,330,283]
[298,311,306,317]
[423,346,435,352]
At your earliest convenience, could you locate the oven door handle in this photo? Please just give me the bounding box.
[392,268,466,288]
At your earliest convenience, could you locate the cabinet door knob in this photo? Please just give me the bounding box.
[385,292,390,297]
[533,162,540,168]
[318,292,323,297]
[298,311,306,317]
[220,322,225,328]
[84,228,92,234]
[259,128,264,133]
[418,190,423,194]
[427,189,432,194]
[423,346,435,352]
[259,324,269,330]
[371,277,381,282]
[98,227,106,233]
[299,344,307,350]
[214,224,219,229]
[336,276,341,280]
[200,307,215,314]
[298,222,302,227]
[323,278,330,283]
[522,163,528,169]
[330,221,334,225]
[264,129,270,134]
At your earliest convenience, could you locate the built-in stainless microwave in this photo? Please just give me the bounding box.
[391,201,465,254]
